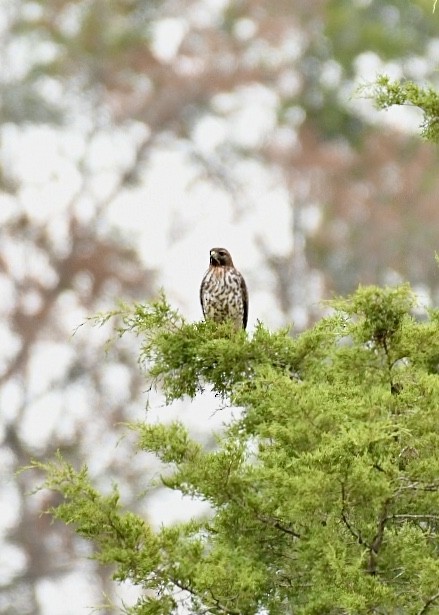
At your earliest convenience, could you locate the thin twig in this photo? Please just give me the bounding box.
[340,482,369,548]
[368,498,392,575]
[398,480,439,492]
[389,514,439,523]
[417,591,439,615]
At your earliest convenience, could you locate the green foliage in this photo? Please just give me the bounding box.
[299,0,439,142]
[33,286,439,614]
[364,75,439,142]
[95,293,300,401]
[29,455,158,574]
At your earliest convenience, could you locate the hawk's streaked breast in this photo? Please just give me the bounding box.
[200,248,248,330]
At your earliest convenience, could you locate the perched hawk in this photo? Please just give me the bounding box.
[200,247,248,330]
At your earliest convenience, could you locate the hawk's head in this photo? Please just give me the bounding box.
[209,247,234,267]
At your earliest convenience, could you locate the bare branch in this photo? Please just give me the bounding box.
[340,482,370,548]
[368,498,392,575]
[389,514,439,523]
[417,591,439,615]
[260,514,301,539]
[398,480,439,492]
[171,577,241,615]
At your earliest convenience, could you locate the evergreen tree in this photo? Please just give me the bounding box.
[367,1,439,146]
[33,285,439,614]
[368,75,439,143]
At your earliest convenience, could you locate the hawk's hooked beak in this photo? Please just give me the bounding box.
[210,250,220,265]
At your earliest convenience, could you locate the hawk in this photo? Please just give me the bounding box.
[200,247,248,330]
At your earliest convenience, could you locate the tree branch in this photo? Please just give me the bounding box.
[255,512,301,539]
[340,482,370,548]
[368,498,392,575]
[389,514,439,523]
[171,577,241,615]
[398,480,439,492]
[417,591,439,615]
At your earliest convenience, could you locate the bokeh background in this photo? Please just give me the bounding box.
[1,0,439,613]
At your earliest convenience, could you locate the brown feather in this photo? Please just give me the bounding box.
[200,248,248,330]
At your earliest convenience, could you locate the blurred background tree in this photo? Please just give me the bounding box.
[1,0,438,613]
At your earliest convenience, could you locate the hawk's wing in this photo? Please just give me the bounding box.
[240,273,249,330]
[199,269,209,319]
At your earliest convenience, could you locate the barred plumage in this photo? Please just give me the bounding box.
[200,247,248,330]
